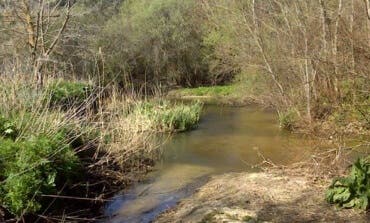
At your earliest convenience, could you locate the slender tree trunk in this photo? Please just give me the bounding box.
[350,0,355,73]
[304,30,311,123]
[319,0,328,57]
[332,0,343,100]
[366,0,370,46]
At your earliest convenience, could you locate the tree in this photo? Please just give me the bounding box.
[0,0,72,86]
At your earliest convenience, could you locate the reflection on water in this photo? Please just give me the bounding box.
[105,105,316,223]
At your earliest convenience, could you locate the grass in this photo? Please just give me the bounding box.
[131,100,203,132]
[167,85,251,105]
[169,85,235,97]
[0,76,203,220]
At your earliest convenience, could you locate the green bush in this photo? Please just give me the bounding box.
[0,133,80,216]
[326,156,370,210]
[47,80,93,107]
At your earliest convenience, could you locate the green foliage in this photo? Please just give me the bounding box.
[47,80,93,107]
[277,109,298,131]
[0,116,19,140]
[0,133,80,216]
[98,0,216,86]
[326,156,370,210]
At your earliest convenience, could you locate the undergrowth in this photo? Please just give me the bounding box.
[0,77,203,219]
[326,156,370,210]
[46,79,94,108]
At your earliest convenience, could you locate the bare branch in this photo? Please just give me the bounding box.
[44,0,71,56]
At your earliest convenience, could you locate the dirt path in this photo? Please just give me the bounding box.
[155,172,368,223]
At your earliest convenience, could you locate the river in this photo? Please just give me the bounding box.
[104,105,319,223]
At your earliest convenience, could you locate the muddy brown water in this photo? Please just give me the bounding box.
[104,105,321,223]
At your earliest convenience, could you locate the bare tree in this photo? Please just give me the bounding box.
[1,0,72,86]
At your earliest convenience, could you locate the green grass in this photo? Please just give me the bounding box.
[170,85,235,97]
[132,100,203,132]
[277,109,299,131]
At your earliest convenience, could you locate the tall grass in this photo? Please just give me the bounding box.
[0,75,203,219]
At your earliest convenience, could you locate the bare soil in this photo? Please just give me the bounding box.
[155,171,369,223]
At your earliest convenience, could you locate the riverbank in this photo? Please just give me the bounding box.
[0,76,203,222]
[155,170,368,222]
[168,86,370,138]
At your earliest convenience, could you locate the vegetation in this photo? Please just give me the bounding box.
[0,76,202,220]
[0,0,369,220]
[0,134,79,216]
[170,86,235,97]
[326,156,370,210]
[138,100,202,132]
[47,80,94,107]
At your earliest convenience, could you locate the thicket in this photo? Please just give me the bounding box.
[96,0,211,86]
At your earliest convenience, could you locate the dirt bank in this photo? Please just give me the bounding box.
[155,172,368,223]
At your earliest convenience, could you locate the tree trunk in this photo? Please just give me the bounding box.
[332,0,343,101]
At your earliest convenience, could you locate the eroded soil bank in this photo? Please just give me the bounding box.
[155,171,369,223]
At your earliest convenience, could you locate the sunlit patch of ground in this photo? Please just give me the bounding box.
[155,172,368,223]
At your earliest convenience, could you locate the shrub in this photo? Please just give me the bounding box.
[46,80,93,107]
[0,133,80,216]
[326,156,370,210]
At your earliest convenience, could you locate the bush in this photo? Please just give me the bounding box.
[0,133,80,216]
[47,80,93,107]
[326,156,370,210]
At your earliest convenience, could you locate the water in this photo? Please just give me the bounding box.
[105,105,318,223]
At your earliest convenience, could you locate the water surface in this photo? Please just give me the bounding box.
[105,105,317,222]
